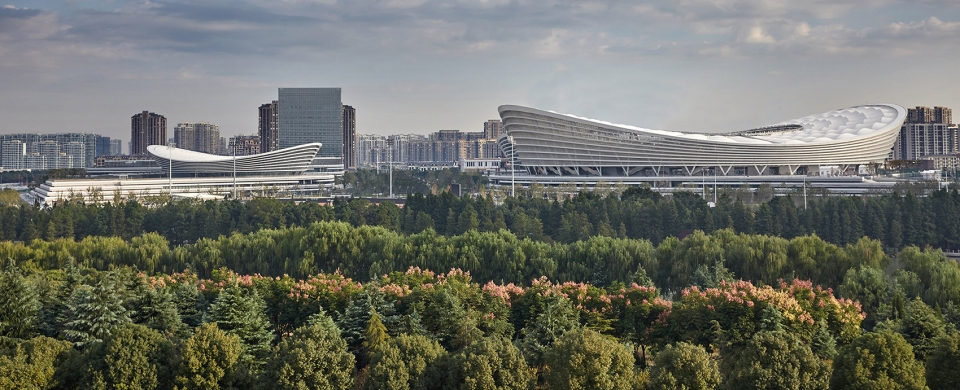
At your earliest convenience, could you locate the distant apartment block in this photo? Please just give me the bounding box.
[892,106,957,160]
[174,122,221,154]
[229,135,261,156]
[259,101,279,153]
[131,111,167,155]
[356,120,505,168]
[110,139,122,155]
[0,133,99,170]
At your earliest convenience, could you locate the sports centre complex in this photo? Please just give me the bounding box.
[31,143,336,205]
[491,104,911,194]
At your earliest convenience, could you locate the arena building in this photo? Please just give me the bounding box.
[31,143,335,205]
[491,104,910,193]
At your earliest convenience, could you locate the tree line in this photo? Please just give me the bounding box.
[4,259,959,390]
[3,186,960,253]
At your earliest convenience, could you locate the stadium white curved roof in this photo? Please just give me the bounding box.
[147,143,321,176]
[498,104,906,176]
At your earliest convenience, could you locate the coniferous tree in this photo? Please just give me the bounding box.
[520,296,581,368]
[0,263,41,344]
[208,283,275,369]
[131,284,185,336]
[62,278,131,347]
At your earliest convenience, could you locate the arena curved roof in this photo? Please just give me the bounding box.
[147,143,321,176]
[498,104,906,176]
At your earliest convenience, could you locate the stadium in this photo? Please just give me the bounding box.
[31,143,335,205]
[492,104,909,193]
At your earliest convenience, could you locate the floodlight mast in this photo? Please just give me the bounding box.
[507,135,516,198]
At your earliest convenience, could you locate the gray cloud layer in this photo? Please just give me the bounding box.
[2,0,959,140]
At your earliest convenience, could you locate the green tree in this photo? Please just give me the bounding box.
[175,323,243,390]
[543,328,636,390]
[899,298,946,360]
[367,334,447,390]
[723,330,830,390]
[261,319,355,390]
[81,323,176,390]
[926,331,960,390]
[131,284,185,336]
[447,336,532,390]
[0,264,41,344]
[0,336,75,390]
[520,296,581,367]
[62,279,131,347]
[649,342,721,390]
[830,331,926,390]
[208,283,275,368]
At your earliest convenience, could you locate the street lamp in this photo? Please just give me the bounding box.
[507,135,516,197]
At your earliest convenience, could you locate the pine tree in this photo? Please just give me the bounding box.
[337,286,398,353]
[363,309,390,355]
[131,284,185,336]
[62,279,131,347]
[0,263,41,344]
[811,320,837,361]
[208,283,275,368]
[172,280,206,328]
[520,296,581,367]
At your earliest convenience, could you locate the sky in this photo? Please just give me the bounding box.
[2,0,960,144]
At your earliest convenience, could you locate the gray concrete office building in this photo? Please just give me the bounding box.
[278,88,342,157]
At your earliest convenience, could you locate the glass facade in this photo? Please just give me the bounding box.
[278,88,342,157]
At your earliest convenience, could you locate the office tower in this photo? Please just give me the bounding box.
[278,88,342,157]
[259,101,279,153]
[110,139,122,155]
[95,136,112,157]
[229,135,261,156]
[131,111,167,155]
[484,119,503,139]
[174,122,220,154]
[342,105,356,168]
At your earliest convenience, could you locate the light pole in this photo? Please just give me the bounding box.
[507,135,516,197]
[168,143,173,195]
[387,138,394,198]
[233,145,237,200]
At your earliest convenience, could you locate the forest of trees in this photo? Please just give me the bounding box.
[2,187,960,388]
[4,185,960,251]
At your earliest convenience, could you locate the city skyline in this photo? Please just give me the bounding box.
[1,1,960,140]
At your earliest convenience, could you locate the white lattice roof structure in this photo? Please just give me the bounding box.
[499,104,906,176]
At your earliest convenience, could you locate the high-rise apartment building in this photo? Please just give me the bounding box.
[110,139,122,155]
[95,135,112,157]
[278,88,342,157]
[342,105,356,169]
[131,111,167,155]
[228,135,261,156]
[892,106,957,160]
[174,122,220,154]
[483,120,503,139]
[258,101,279,153]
